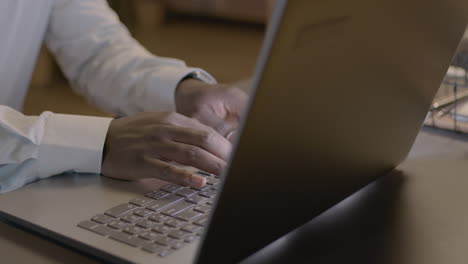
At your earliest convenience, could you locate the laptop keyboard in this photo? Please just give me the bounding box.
[77,173,220,258]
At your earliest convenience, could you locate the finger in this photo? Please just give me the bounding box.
[163,123,232,161]
[158,141,226,175]
[226,87,249,114]
[226,131,237,143]
[170,104,240,139]
[143,156,207,188]
[193,109,238,138]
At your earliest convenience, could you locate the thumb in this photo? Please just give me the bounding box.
[212,116,237,139]
[193,110,238,139]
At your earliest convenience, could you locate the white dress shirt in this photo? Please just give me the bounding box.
[0,0,215,193]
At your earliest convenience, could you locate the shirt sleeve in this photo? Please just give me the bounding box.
[45,0,216,117]
[0,105,112,193]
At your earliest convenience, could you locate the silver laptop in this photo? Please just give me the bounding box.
[1,0,467,263]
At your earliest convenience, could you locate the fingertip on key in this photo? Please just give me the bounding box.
[189,174,206,188]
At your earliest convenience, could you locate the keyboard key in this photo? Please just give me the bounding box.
[185,195,208,204]
[205,199,215,205]
[193,215,210,227]
[191,184,211,191]
[174,210,202,222]
[175,188,198,197]
[196,170,213,177]
[78,222,115,236]
[145,190,169,200]
[122,225,144,235]
[105,204,138,218]
[130,198,153,206]
[78,220,99,231]
[198,189,217,198]
[170,240,185,250]
[136,219,156,229]
[92,225,115,236]
[133,208,152,217]
[139,231,161,241]
[184,235,197,243]
[154,236,176,247]
[142,243,164,253]
[80,187,217,256]
[152,224,172,234]
[146,195,183,212]
[146,201,167,212]
[193,205,211,214]
[161,184,183,193]
[121,214,141,223]
[164,219,185,228]
[211,182,221,190]
[110,232,146,247]
[91,214,113,224]
[206,176,219,185]
[181,224,202,233]
[161,201,194,216]
[148,214,168,223]
[108,221,128,230]
[159,249,173,257]
[167,230,186,240]
[142,243,173,257]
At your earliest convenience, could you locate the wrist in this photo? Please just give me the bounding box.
[176,78,206,96]
[102,119,117,167]
[176,70,217,97]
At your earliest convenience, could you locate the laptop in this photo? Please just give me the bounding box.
[1,0,467,263]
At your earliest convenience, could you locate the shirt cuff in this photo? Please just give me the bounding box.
[142,66,217,112]
[37,113,112,178]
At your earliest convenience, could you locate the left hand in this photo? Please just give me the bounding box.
[175,78,248,142]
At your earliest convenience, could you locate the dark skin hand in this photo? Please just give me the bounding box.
[175,78,248,142]
[101,79,248,188]
[102,112,232,188]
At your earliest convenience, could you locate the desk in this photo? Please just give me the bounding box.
[1,127,468,263]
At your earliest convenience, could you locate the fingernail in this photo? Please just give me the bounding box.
[190,174,206,188]
[227,131,236,142]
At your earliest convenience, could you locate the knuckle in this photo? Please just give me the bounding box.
[159,163,173,179]
[199,130,215,145]
[163,112,179,123]
[176,171,191,186]
[186,146,200,162]
[145,125,166,141]
[215,161,225,173]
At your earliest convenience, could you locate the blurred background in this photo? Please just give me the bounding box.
[24,0,274,117]
[24,0,468,119]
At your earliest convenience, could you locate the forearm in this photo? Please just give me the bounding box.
[0,105,111,193]
[45,0,215,116]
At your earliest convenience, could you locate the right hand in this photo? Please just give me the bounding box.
[101,112,232,188]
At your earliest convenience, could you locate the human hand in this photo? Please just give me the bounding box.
[101,112,231,188]
[175,79,248,142]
